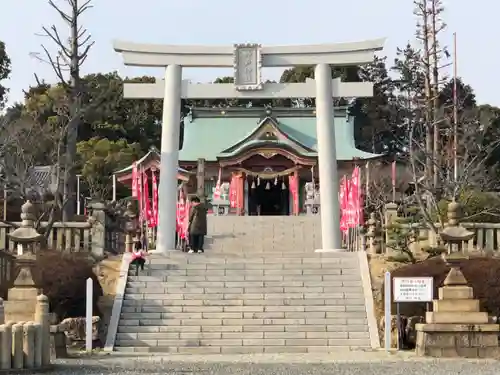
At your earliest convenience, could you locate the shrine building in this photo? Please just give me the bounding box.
[179,106,381,216]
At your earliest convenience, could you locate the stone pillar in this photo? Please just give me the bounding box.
[23,322,35,368]
[12,323,23,369]
[33,322,42,368]
[196,158,206,202]
[0,323,12,369]
[89,202,106,258]
[124,202,138,253]
[315,63,341,251]
[34,294,50,366]
[366,213,380,254]
[157,64,182,254]
[0,298,4,324]
[384,202,398,243]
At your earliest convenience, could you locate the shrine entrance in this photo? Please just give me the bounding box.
[248,177,289,216]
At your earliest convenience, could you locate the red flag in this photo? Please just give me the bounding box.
[350,166,363,226]
[288,174,299,215]
[182,200,191,239]
[131,162,138,197]
[137,167,143,223]
[339,176,350,233]
[229,174,237,208]
[176,189,186,238]
[143,172,153,227]
[151,171,158,227]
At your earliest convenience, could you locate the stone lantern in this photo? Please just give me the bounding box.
[9,200,44,255]
[5,200,44,321]
[415,200,500,358]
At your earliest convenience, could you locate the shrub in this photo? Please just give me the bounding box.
[33,250,103,321]
[383,256,500,319]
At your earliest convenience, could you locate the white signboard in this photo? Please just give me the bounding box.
[393,277,433,302]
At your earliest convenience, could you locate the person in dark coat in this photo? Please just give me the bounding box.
[187,196,207,253]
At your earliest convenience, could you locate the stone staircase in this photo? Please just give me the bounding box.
[112,216,376,353]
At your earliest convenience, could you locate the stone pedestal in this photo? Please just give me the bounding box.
[304,199,320,215]
[212,199,231,216]
[416,276,500,357]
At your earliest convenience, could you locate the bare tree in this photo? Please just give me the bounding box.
[31,0,94,220]
[413,0,450,188]
[408,106,500,236]
[0,112,69,238]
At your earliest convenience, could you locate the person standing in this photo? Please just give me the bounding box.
[187,196,207,253]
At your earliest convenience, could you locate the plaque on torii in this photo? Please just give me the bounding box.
[233,43,263,91]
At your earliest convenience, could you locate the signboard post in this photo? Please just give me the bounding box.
[392,277,434,349]
[384,271,391,351]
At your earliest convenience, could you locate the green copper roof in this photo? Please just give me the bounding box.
[179,108,381,162]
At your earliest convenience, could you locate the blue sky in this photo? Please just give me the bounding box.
[1,0,497,107]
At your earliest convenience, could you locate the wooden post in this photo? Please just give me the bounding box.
[196,158,206,202]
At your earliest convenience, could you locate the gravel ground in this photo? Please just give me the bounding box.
[47,352,500,375]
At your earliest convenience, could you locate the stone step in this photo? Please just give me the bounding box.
[117,323,368,333]
[149,252,359,259]
[120,305,366,313]
[123,293,365,301]
[116,330,370,341]
[113,340,370,353]
[112,345,366,354]
[114,337,370,349]
[124,286,364,294]
[118,317,367,327]
[127,275,362,283]
[130,270,359,278]
[121,298,366,307]
[120,310,368,320]
[143,261,359,269]
[125,280,363,288]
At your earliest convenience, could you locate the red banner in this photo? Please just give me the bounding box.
[176,189,187,239]
[350,166,363,226]
[151,172,158,227]
[288,174,299,215]
[131,162,138,197]
[229,174,237,209]
[143,172,154,228]
[229,173,244,213]
[137,168,144,224]
[339,176,350,233]
[340,167,363,233]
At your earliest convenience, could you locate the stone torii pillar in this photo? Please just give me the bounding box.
[114,39,385,253]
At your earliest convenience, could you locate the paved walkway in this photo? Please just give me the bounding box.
[52,351,500,374]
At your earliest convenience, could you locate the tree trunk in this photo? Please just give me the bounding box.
[421,4,433,184]
[430,0,441,190]
[62,1,81,221]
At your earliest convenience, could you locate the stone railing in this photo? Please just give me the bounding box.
[0,201,127,257]
[0,295,51,371]
[363,203,500,253]
[0,222,92,253]
[361,221,500,254]
[424,222,500,252]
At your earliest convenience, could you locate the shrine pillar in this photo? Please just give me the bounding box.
[315,64,342,251]
[156,64,182,254]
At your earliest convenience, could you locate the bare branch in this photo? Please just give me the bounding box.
[47,0,72,23]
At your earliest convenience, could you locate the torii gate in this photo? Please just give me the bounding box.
[114,39,385,254]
